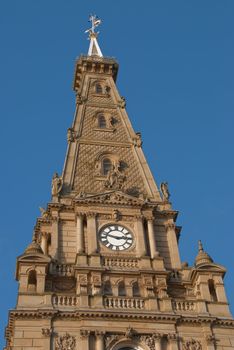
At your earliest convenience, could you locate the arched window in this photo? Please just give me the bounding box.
[102,158,112,175]
[208,279,218,302]
[28,270,37,292]
[132,281,140,297]
[95,83,103,94]
[118,281,126,296]
[103,280,112,295]
[98,114,106,128]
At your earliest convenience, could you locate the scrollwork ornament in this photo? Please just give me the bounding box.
[55,333,76,350]
[183,339,202,350]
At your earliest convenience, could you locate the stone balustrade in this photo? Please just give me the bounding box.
[104,297,144,309]
[172,299,196,312]
[103,257,138,269]
[50,263,74,276]
[52,295,78,307]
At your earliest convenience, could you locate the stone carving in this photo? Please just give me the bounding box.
[133,132,142,147]
[160,182,170,201]
[55,333,76,350]
[76,92,86,104]
[206,335,215,344]
[41,328,52,337]
[140,335,155,350]
[118,96,126,108]
[52,173,63,196]
[112,209,121,221]
[156,278,168,298]
[183,339,202,350]
[105,334,120,348]
[125,327,134,338]
[80,330,90,339]
[39,207,50,219]
[104,163,126,190]
[67,128,75,142]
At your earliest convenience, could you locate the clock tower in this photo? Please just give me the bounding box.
[4,16,234,350]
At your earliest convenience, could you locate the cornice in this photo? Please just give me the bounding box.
[7,309,234,327]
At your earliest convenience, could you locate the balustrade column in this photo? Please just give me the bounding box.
[95,331,105,350]
[147,218,159,258]
[76,213,84,253]
[87,213,98,255]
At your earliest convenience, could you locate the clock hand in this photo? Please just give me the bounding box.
[108,234,125,240]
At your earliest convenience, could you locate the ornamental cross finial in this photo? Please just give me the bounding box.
[85,15,103,57]
[85,14,102,36]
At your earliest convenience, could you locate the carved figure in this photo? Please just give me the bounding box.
[160,182,170,201]
[112,209,120,221]
[39,207,49,219]
[67,128,74,142]
[52,173,63,196]
[104,163,126,190]
[55,333,76,350]
[119,96,126,108]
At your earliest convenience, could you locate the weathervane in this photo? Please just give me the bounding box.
[85,14,103,57]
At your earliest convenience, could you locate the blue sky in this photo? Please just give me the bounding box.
[0,1,234,347]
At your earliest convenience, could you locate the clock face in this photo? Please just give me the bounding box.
[99,225,133,251]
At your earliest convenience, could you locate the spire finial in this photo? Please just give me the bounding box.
[198,240,204,252]
[85,15,103,57]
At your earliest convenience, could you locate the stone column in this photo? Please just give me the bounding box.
[165,223,181,269]
[87,212,97,255]
[79,330,90,350]
[153,333,162,350]
[95,331,105,350]
[76,213,84,253]
[135,215,147,256]
[51,215,59,260]
[167,334,179,350]
[147,218,159,258]
[41,232,49,255]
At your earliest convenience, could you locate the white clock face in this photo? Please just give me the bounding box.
[99,225,133,251]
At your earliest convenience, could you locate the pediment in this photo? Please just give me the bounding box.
[17,253,51,264]
[74,190,146,207]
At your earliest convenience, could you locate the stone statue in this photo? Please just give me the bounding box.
[104,162,125,190]
[160,182,170,201]
[67,128,74,142]
[52,173,63,196]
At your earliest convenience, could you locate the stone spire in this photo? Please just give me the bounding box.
[195,240,213,267]
[85,14,103,57]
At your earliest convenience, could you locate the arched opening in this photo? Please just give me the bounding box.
[118,281,126,296]
[103,280,112,295]
[28,270,37,292]
[95,83,103,94]
[102,158,112,175]
[98,114,106,128]
[132,281,140,297]
[208,279,218,302]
